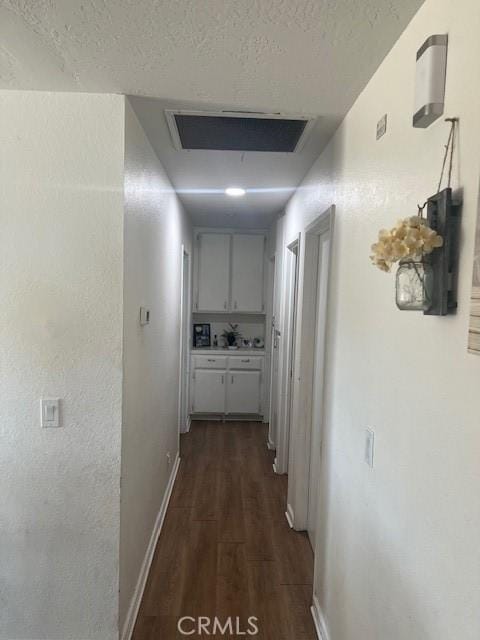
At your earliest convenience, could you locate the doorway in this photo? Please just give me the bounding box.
[306,228,331,544]
[267,254,278,451]
[178,246,191,434]
[275,238,300,476]
[284,206,334,538]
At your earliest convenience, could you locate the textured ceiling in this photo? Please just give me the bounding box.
[129,96,339,229]
[1,0,424,227]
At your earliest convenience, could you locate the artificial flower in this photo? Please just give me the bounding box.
[370,215,443,272]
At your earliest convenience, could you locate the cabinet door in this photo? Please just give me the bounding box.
[192,370,226,413]
[226,370,261,414]
[196,233,231,312]
[231,234,265,313]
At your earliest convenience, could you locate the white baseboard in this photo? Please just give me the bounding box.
[285,503,294,528]
[180,415,191,434]
[311,594,330,640]
[267,438,275,450]
[121,453,181,640]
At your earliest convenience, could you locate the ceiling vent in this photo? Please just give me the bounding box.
[165,109,315,152]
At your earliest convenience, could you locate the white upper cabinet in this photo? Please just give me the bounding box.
[194,231,266,314]
[196,233,231,312]
[231,234,265,313]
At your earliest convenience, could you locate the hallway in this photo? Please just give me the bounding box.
[132,422,316,639]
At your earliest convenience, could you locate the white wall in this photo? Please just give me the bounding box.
[0,92,125,640]
[119,100,192,632]
[274,0,480,638]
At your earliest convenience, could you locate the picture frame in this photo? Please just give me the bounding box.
[193,323,211,348]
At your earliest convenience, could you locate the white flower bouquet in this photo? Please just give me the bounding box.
[370,216,443,272]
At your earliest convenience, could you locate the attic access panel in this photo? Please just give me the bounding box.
[165,110,314,152]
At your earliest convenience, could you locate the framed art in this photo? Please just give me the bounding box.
[193,323,211,348]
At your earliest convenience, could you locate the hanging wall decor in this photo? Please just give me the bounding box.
[468,182,480,354]
[370,118,461,315]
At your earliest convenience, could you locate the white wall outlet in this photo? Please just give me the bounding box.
[365,428,375,467]
[41,398,61,428]
[376,113,387,140]
[139,307,150,326]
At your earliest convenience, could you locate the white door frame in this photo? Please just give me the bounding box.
[178,245,192,435]
[286,205,335,531]
[275,236,300,477]
[267,253,277,449]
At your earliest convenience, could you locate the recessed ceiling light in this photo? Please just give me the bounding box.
[225,187,246,197]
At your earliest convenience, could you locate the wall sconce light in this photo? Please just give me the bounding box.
[413,34,448,128]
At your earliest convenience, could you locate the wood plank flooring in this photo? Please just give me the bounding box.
[132,421,316,640]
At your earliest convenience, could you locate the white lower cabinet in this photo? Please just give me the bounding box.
[191,369,225,413]
[226,370,261,414]
[190,352,264,416]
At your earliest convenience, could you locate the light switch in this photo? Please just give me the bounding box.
[41,398,61,428]
[365,428,375,468]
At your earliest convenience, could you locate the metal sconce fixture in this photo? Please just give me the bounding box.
[413,34,448,128]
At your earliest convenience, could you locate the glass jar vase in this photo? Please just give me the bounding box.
[395,256,433,311]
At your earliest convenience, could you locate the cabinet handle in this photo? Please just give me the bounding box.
[234,301,238,310]
[224,301,227,309]
[207,359,216,362]
[221,375,224,384]
[231,375,234,384]
[241,359,250,363]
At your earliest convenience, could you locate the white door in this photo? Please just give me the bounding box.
[307,231,330,544]
[196,233,230,312]
[179,249,190,433]
[276,241,299,475]
[226,370,261,414]
[192,370,226,413]
[231,234,265,312]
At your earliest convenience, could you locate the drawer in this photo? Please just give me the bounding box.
[228,356,263,370]
[193,355,228,370]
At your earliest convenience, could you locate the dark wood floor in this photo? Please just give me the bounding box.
[132,421,316,639]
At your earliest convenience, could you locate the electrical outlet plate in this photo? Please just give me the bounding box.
[41,398,61,428]
[365,428,375,467]
[139,307,150,326]
[376,114,387,140]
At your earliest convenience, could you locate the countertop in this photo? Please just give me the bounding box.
[191,347,265,355]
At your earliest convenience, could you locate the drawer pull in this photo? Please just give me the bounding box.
[207,358,216,362]
[241,359,250,363]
